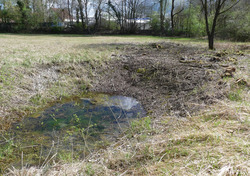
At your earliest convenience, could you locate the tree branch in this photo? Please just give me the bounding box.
[219,0,240,14]
[221,0,227,7]
[200,0,205,9]
[173,8,184,16]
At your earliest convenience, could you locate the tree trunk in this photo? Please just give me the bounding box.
[121,0,124,32]
[76,8,79,24]
[208,34,214,49]
[67,0,71,24]
[171,0,175,34]
[77,0,85,30]
[187,0,191,37]
[160,0,164,35]
[84,0,89,32]
[108,3,110,30]
[200,0,240,49]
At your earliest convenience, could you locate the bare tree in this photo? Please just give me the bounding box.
[93,0,104,31]
[77,0,86,29]
[83,0,89,30]
[108,0,122,30]
[200,0,241,49]
[67,0,72,24]
[159,0,168,35]
[127,0,144,32]
[171,0,184,34]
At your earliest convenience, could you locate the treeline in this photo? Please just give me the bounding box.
[0,0,249,41]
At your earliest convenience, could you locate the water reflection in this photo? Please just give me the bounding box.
[105,96,141,110]
[10,94,146,167]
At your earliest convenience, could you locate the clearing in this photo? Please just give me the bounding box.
[0,34,249,175]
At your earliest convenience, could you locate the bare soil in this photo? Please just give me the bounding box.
[2,39,249,175]
[0,42,249,129]
[2,42,248,129]
[89,42,246,118]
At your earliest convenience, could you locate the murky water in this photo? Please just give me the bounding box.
[9,93,146,167]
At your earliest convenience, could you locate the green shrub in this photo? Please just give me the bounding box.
[150,12,160,34]
[50,26,63,33]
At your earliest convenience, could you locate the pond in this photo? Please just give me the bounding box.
[9,93,146,168]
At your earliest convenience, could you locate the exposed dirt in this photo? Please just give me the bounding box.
[1,42,248,129]
[1,40,249,174]
[90,42,246,118]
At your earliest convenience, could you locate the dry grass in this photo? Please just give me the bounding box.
[0,34,169,130]
[7,101,249,176]
[0,34,249,175]
[7,81,250,175]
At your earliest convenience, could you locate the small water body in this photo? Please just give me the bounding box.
[10,93,146,167]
